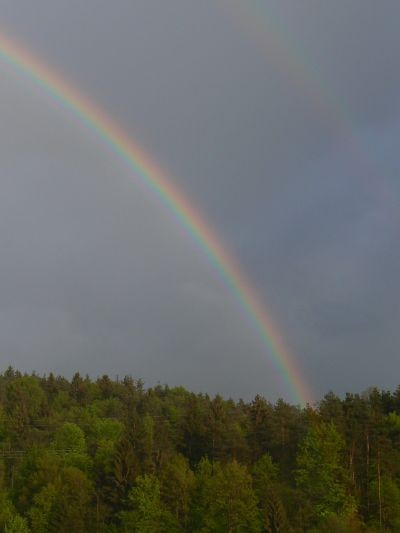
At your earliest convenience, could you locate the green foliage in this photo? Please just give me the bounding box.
[253,455,289,532]
[193,459,260,532]
[119,474,167,532]
[0,490,16,530]
[252,453,278,494]
[28,483,58,533]
[369,476,400,531]
[0,369,398,530]
[5,377,46,439]
[43,467,94,532]
[53,423,91,472]
[4,514,29,533]
[53,423,86,453]
[215,460,260,532]
[160,454,195,530]
[296,422,354,528]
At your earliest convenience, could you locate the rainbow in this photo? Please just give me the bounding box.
[0,31,312,406]
[223,1,391,205]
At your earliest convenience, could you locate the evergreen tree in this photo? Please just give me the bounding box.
[296,422,354,528]
[119,474,167,532]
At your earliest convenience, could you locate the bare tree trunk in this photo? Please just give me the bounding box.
[366,430,370,517]
[377,447,382,531]
[349,440,355,486]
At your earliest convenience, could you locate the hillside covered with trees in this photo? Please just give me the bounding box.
[0,368,398,531]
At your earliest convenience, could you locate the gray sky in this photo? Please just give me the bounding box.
[0,1,399,402]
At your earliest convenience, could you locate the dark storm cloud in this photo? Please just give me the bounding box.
[0,1,399,401]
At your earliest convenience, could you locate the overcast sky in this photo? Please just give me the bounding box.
[0,1,399,402]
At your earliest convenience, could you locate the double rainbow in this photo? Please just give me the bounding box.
[0,31,312,406]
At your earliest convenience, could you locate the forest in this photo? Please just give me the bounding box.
[0,368,398,531]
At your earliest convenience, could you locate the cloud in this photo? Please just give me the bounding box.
[0,1,399,400]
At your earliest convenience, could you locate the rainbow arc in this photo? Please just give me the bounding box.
[0,31,312,406]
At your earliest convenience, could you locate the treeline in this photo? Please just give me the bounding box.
[0,369,398,531]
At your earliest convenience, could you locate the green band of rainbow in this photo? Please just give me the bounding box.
[0,31,312,405]
[225,0,392,206]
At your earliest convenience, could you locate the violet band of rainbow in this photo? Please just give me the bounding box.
[0,31,313,406]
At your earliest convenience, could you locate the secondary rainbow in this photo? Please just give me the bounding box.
[0,31,312,406]
[224,1,394,206]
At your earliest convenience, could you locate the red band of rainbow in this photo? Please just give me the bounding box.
[0,31,312,406]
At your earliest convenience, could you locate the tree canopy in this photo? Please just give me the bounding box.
[0,368,396,530]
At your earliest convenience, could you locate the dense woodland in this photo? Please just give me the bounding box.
[0,369,398,531]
